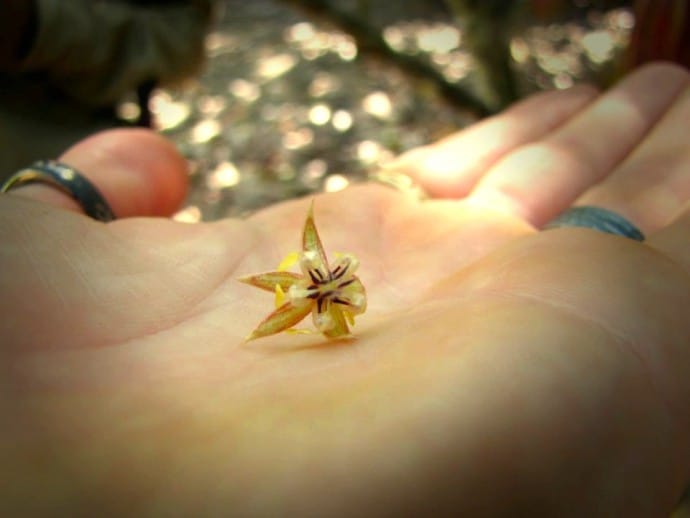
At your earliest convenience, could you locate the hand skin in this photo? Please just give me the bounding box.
[1,63,689,516]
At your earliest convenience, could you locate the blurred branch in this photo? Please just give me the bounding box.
[627,0,690,68]
[278,0,492,117]
[443,0,520,110]
[356,0,370,19]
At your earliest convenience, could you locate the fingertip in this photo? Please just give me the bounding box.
[383,84,600,199]
[629,61,690,85]
[648,203,690,277]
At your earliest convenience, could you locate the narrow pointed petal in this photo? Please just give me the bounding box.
[246,302,313,341]
[238,271,302,292]
[302,201,329,268]
[343,310,355,326]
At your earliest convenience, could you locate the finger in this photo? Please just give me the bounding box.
[577,71,690,234]
[467,62,690,226]
[385,84,599,198]
[6,128,188,218]
[647,204,690,277]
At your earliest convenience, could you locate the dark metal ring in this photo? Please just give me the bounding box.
[544,206,644,241]
[0,160,115,222]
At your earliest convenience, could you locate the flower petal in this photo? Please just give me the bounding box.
[338,275,367,314]
[277,251,300,271]
[330,253,359,277]
[343,310,355,326]
[246,302,313,341]
[237,271,302,293]
[322,305,351,339]
[275,284,286,308]
[302,201,329,271]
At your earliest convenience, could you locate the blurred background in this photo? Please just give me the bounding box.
[128,0,687,222]
[3,0,688,222]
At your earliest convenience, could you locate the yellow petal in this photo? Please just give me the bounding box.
[286,328,314,335]
[246,302,313,341]
[238,271,302,293]
[274,284,286,308]
[277,251,300,271]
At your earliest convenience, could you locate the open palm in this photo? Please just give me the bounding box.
[2,63,689,516]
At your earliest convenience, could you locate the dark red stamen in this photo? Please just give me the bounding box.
[332,262,349,281]
[337,278,355,289]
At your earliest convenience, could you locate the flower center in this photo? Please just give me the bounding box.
[307,268,356,310]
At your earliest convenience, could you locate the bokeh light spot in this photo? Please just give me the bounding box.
[362,91,393,119]
[191,119,222,143]
[151,92,191,131]
[309,103,332,126]
[229,79,261,103]
[285,22,316,44]
[116,101,141,123]
[324,174,350,192]
[582,30,614,63]
[256,53,297,80]
[283,128,314,150]
[332,110,353,132]
[416,25,461,53]
[173,205,202,223]
[206,161,241,189]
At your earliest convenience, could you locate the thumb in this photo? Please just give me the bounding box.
[5,128,188,218]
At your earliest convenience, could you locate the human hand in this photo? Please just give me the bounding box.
[1,63,689,516]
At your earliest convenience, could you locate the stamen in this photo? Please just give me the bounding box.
[337,278,356,289]
[332,261,349,281]
[332,297,351,306]
[288,285,318,305]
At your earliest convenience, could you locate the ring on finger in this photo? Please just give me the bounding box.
[1,160,116,222]
[544,206,645,241]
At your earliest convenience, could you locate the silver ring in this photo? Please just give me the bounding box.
[1,160,116,222]
[544,206,644,241]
